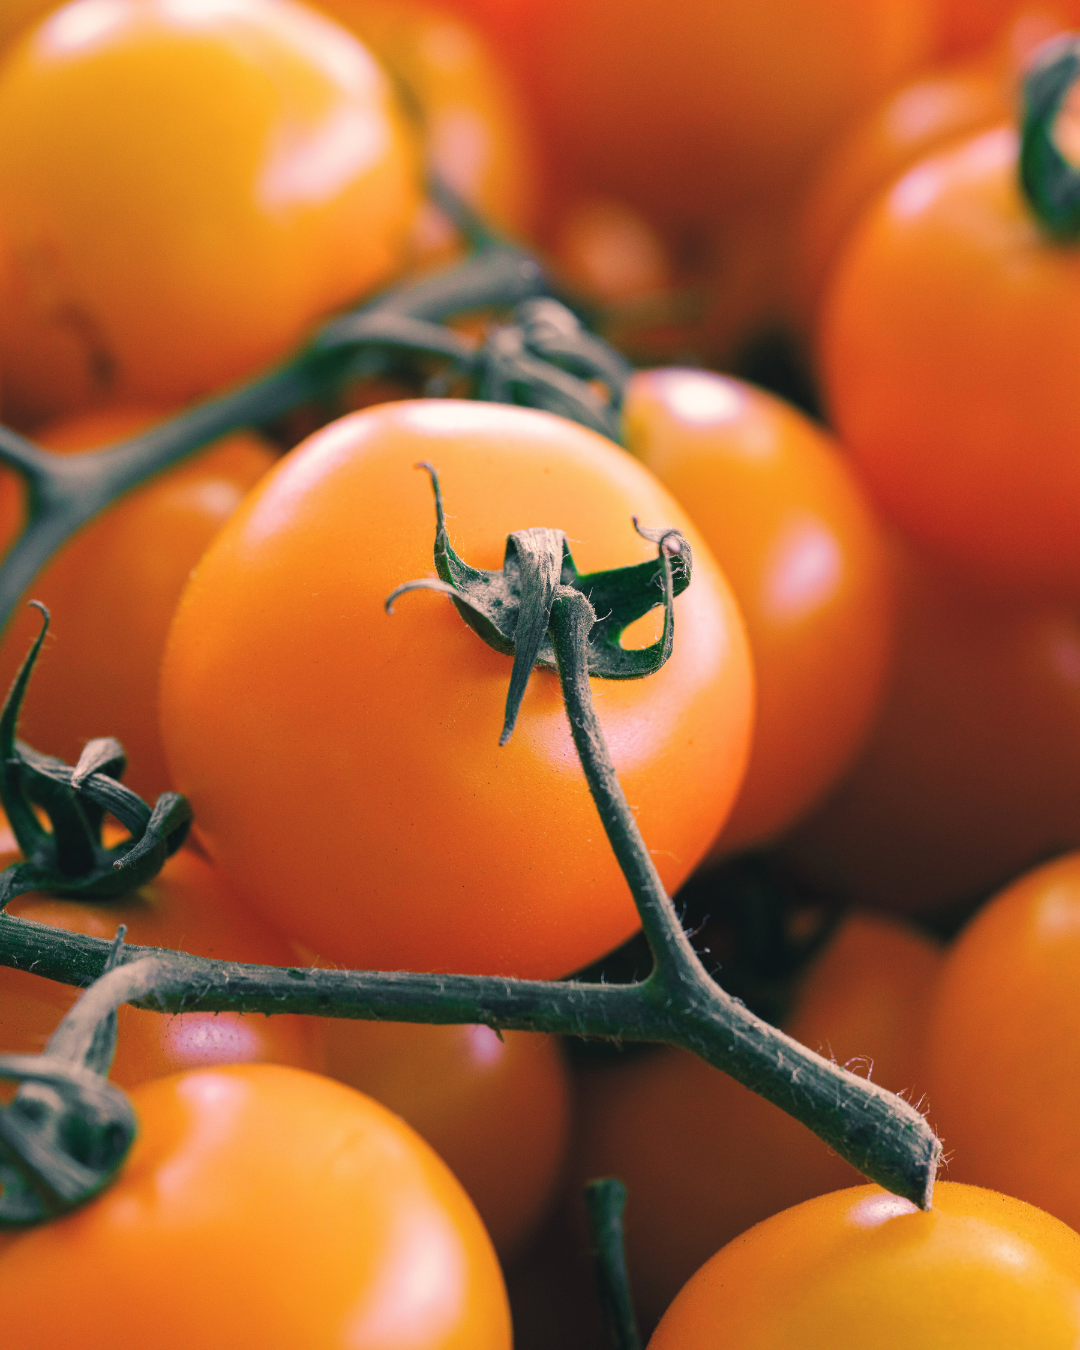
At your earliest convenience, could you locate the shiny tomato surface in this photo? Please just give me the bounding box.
[0,0,421,425]
[648,1183,1080,1349]
[623,368,894,852]
[0,1063,512,1349]
[0,406,276,803]
[160,400,754,979]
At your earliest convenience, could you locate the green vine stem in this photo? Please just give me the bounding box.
[1020,33,1080,238]
[585,1178,643,1350]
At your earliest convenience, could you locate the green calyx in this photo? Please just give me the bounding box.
[1020,33,1080,238]
[0,604,192,910]
[386,464,691,744]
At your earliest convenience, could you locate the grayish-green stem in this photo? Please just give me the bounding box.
[586,1178,643,1350]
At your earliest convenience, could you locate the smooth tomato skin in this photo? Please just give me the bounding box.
[0,841,324,1087]
[648,1182,1080,1349]
[782,538,1080,912]
[570,915,942,1326]
[924,853,1080,1230]
[934,0,1080,57]
[0,407,276,804]
[458,0,936,233]
[623,369,894,853]
[323,1020,570,1259]
[314,0,538,255]
[0,1063,512,1350]
[159,400,754,980]
[820,126,1080,597]
[0,0,421,426]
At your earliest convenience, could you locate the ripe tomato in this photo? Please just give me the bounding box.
[0,0,421,427]
[0,406,276,804]
[649,1182,1080,1348]
[549,198,673,307]
[323,1019,570,1258]
[569,915,943,1326]
[819,124,1080,597]
[0,0,54,52]
[0,825,324,1088]
[444,0,936,235]
[924,852,1080,1231]
[623,368,894,853]
[0,1063,512,1349]
[934,0,1080,58]
[783,537,1080,912]
[159,400,754,979]
[314,0,538,257]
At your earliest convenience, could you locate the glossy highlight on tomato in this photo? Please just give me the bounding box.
[159,399,754,980]
[0,1063,512,1349]
[0,0,421,426]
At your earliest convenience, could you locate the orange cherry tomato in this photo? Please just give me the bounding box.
[934,0,1080,58]
[820,123,1080,597]
[314,0,538,259]
[782,538,1080,913]
[159,400,754,980]
[0,0,55,52]
[0,1063,512,1349]
[649,1182,1080,1349]
[0,827,324,1088]
[323,1019,570,1258]
[623,368,894,853]
[452,0,936,236]
[0,406,275,804]
[924,852,1080,1231]
[548,198,674,307]
[570,914,942,1327]
[0,0,421,427]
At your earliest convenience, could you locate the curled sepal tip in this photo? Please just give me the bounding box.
[0,604,193,909]
[1020,33,1080,238]
[386,465,693,743]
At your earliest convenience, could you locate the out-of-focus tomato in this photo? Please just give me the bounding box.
[0,407,275,804]
[649,1182,1080,1349]
[0,824,324,1087]
[314,0,537,262]
[160,400,755,980]
[439,0,936,235]
[0,0,421,427]
[0,1063,512,1349]
[548,198,673,307]
[782,538,1080,913]
[789,44,1013,335]
[0,0,55,52]
[569,915,942,1327]
[924,853,1080,1231]
[934,0,1080,57]
[323,1019,570,1258]
[623,369,894,853]
[820,124,1080,597]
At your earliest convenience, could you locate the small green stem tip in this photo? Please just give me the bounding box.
[1020,32,1080,238]
[586,1178,643,1350]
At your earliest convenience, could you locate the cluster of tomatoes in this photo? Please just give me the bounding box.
[2,0,1080,1346]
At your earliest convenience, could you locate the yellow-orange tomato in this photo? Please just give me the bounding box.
[160,400,754,980]
[649,1183,1080,1349]
[548,198,673,306]
[323,1019,570,1258]
[623,369,894,853]
[315,0,537,259]
[0,0,421,427]
[820,124,1080,597]
[570,915,942,1327]
[0,1064,512,1349]
[482,0,936,234]
[0,838,324,1088]
[0,0,56,51]
[924,853,1080,1230]
[934,0,1080,57]
[0,407,275,804]
[782,538,1080,913]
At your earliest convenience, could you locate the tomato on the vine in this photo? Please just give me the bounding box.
[0,822,324,1088]
[0,0,421,426]
[160,399,754,980]
[0,1063,512,1349]
[924,851,1080,1231]
[323,1018,570,1258]
[623,368,894,853]
[649,1182,1080,1348]
[0,406,276,804]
